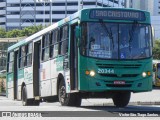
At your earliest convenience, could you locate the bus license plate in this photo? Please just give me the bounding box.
[114,81,125,85]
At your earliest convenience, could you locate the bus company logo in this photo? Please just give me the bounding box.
[2,112,11,117]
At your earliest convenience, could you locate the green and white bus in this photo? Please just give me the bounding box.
[7,8,153,107]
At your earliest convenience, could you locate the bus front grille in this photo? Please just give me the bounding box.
[96,63,142,69]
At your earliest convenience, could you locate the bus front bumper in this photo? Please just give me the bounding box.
[80,76,152,93]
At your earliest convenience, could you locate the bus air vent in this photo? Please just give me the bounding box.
[96,63,141,68]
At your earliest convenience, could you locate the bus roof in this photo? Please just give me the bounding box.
[8,7,150,52]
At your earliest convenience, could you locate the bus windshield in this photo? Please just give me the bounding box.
[81,22,152,60]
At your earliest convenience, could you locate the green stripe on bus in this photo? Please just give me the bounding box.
[18,69,24,79]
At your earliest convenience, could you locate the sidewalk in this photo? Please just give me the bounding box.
[130,88,160,105]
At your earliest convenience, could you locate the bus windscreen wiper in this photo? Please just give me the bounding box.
[129,21,138,52]
[99,19,114,49]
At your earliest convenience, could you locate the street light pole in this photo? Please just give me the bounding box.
[102,0,103,7]
[37,0,51,27]
[65,0,67,17]
[43,0,45,27]
[50,0,52,25]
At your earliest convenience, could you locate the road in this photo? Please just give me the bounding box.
[0,89,160,118]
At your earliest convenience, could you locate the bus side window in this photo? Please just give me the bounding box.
[19,46,26,68]
[7,52,14,73]
[42,33,50,61]
[59,25,68,55]
[51,29,59,58]
[26,43,32,66]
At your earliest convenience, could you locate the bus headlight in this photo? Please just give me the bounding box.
[142,72,147,77]
[90,70,95,77]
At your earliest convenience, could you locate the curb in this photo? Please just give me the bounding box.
[0,93,6,96]
[136,101,160,105]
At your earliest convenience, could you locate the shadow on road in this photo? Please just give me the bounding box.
[80,105,160,113]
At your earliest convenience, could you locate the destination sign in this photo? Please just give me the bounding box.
[90,9,146,21]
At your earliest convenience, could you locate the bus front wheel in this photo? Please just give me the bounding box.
[58,80,81,106]
[112,91,131,107]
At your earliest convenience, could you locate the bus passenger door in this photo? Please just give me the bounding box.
[70,24,78,90]
[13,50,18,100]
[33,41,41,98]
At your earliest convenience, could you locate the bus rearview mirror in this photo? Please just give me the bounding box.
[75,26,81,47]
[75,26,81,38]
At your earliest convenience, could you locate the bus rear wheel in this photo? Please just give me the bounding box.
[58,80,81,106]
[112,91,131,107]
[22,86,40,106]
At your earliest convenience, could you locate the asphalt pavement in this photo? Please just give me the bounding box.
[0,89,160,119]
[0,88,160,106]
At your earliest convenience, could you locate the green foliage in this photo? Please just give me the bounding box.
[22,25,43,36]
[153,39,160,59]
[0,79,5,93]
[0,28,6,38]
[0,25,43,38]
[6,29,23,38]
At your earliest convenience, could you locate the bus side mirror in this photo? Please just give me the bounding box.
[75,26,81,46]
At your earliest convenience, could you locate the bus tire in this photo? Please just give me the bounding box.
[22,86,30,106]
[58,80,81,106]
[112,91,131,107]
[22,86,40,106]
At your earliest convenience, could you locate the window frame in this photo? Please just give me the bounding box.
[50,28,60,59]
[26,42,33,67]
[59,25,69,56]
[42,33,50,62]
[19,45,26,69]
[7,51,14,73]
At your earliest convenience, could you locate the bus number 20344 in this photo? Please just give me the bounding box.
[97,69,114,74]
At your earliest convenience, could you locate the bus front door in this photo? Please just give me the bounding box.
[70,24,78,90]
[33,41,41,99]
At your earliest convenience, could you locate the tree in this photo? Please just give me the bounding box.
[153,39,160,59]
[21,25,43,36]
[0,79,5,93]
[0,25,43,38]
[0,28,6,38]
[6,29,23,38]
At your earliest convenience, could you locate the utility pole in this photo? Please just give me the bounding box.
[65,0,67,17]
[78,0,83,10]
[50,0,52,25]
